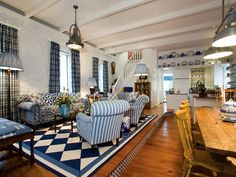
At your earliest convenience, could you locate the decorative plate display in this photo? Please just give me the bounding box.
[187,51,194,56]
[170,62,176,67]
[162,63,167,67]
[188,61,193,65]
[163,55,168,59]
[168,54,173,58]
[181,61,187,66]
[194,60,201,65]
[195,51,201,55]
[175,53,180,58]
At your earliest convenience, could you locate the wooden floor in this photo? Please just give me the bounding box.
[121,108,184,177]
[2,105,185,177]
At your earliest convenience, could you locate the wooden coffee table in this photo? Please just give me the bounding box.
[54,111,78,133]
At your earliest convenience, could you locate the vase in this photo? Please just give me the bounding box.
[60,104,70,118]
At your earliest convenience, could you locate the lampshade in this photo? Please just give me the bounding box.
[134,63,149,76]
[212,6,236,47]
[66,5,84,50]
[0,52,23,71]
[87,77,97,87]
[203,47,233,59]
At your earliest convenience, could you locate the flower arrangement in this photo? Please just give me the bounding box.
[58,88,71,107]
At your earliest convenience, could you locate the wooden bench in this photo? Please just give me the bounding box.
[0,118,34,174]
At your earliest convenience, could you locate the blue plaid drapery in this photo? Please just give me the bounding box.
[103,60,109,96]
[92,57,99,89]
[49,41,60,93]
[71,50,80,92]
[0,23,19,121]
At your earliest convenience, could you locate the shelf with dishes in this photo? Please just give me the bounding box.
[158,50,204,60]
[157,55,204,68]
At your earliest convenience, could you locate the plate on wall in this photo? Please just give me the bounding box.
[181,61,187,66]
[194,60,201,65]
[187,51,194,56]
[170,62,176,67]
[188,61,193,65]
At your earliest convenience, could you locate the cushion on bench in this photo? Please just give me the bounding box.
[0,118,33,140]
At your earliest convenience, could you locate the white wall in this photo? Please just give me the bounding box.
[0,6,114,97]
[114,49,158,108]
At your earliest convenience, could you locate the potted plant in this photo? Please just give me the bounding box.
[58,90,71,118]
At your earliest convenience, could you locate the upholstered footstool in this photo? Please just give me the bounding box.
[121,116,130,136]
[0,118,34,174]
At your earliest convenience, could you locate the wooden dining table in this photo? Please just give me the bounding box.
[194,107,236,157]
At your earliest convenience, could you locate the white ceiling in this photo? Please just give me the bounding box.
[1,0,235,54]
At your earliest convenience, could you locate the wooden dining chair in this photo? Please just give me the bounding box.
[175,109,224,177]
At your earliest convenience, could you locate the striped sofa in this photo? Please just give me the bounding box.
[76,100,130,146]
[125,95,149,128]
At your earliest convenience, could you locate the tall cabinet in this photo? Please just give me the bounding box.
[135,82,151,109]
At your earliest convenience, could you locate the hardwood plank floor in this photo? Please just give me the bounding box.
[121,108,184,177]
[3,104,185,177]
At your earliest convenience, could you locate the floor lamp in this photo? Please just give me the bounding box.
[0,52,23,120]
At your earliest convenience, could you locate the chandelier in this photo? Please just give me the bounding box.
[66,5,84,50]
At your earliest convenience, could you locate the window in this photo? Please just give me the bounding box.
[60,51,72,92]
[163,73,173,100]
[99,62,104,92]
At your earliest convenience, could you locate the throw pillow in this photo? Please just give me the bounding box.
[39,93,55,105]
[108,93,118,100]
[128,92,139,103]
[29,94,45,106]
[70,92,81,103]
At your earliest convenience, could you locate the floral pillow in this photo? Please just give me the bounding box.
[70,92,81,103]
[29,94,46,106]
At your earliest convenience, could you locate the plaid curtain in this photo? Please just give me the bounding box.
[0,24,19,121]
[92,57,99,89]
[71,50,80,92]
[49,41,60,93]
[103,60,109,96]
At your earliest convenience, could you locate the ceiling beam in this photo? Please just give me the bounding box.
[84,1,230,41]
[104,29,215,54]
[25,0,61,18]
[59,0,155,32]
[98,20,220,49]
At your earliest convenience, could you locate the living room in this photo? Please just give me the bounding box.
[1,0,236,177]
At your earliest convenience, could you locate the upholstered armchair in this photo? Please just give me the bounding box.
[76,100,130,146]
[126,95,149,128]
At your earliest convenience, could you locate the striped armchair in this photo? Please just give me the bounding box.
[126,95,149,128]
[76,100,130,146]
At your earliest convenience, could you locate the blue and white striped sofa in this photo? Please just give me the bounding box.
[76,100,130,146]
[125,95,149,128]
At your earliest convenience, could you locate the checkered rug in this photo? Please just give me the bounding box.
[21,115,157,177]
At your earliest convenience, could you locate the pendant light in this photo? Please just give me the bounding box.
[212,1,236,47]
[66,5,84,50]
[203,46,233,59]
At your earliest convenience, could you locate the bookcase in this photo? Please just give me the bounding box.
[135,82,151,109]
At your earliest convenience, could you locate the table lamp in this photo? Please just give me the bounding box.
[87,77,97,94]
[134,63,149,82]
[0,52,23,120]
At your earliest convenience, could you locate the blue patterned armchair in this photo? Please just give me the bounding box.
[126,95,149,128]
[76,100,130,146]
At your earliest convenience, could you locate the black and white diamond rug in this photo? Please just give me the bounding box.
[21,115,157,177]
